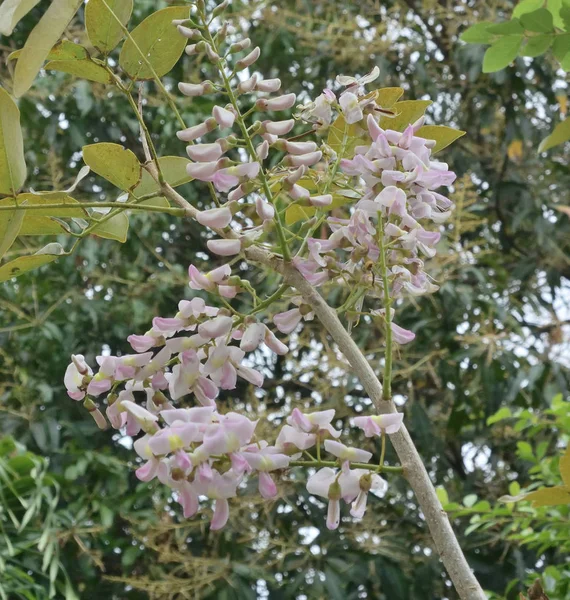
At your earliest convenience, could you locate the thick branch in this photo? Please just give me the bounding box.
[160,182,486,600]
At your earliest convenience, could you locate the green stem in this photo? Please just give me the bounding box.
[250,283,290,316]
[379,433,386,468]
[0,202,185,215]
[378,216,393,401]
[289,460,403,474]
[200,23,292,261]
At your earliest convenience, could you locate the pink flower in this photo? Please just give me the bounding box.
[339,91,363,124]
[390,322,416,345]
[275,425,316,454]
[352,413,404,437]
[285,151,322,167]
[287,408,341,438]
[177,118,217,142]
[273,308,302,334]
[309,194,332,207]
[324,440,372,464]
[350,472,387,519]
[64,354,92,400]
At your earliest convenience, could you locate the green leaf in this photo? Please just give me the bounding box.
[118,6,190,80]
[486,20,525,35]
[436,486,449,507]
[547,0,567,29]
[552,32,570,60]
[415,125,466,153]
[524,486,570,506]
[90,212,129,242]
[0,206,26,260]
[43,42,112,83]
[520,8,554,32]
[517,441,535,461]
[0,88,27,195]
[0,242,65,283]
[380,100,432,131]
[538,118,570,151]
[45,60,112,84]
[13,0,84,98]
[463,494,478,508]
[521,34,554,56]
[483,35,523,72]
[508,481,521,497]
[285,204,316,226]
[559,445,570,488]
[82,143,141,190]
[514,0,547,18]
[0,0,41,36]
[85,0,133,54]
[487,406,512,425]
[374,87,405,108]
[1,193,85,235]
[326,115,365,158]
[459,22,496,44]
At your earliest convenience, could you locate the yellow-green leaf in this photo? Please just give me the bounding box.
[1,193,85,235]
[380,100,432,132]
[0,205,26,259]
[0,0,41,36]
[375,87,405,108]
[45,58,112,84]
[524,486,570,507]
[327,115,366,158]
[133,156,192,202]
[13,0,83,98]
[436,486,449,507]
[285,204,316,226]
[0,242,65,283]
[538,118,570,152]
[85,0,133,54]
[83,143,141,190]
[560,445,570,488]
[0,88,27,195]
[416,125,466,153]
[119,6,190,80]
[90,212,129,242]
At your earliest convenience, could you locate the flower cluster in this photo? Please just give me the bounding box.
[64,274,403,530]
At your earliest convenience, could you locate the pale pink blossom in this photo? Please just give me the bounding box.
[207,239,242,256]
[352,413,404,437]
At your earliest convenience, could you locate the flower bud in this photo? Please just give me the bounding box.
[285,165,307,185]
[309,194,333,207]
[212,0,229,17]
[256,140,269,160]
[262,119,294,135]
[177,25,202,40]
[178,81,214,97]
[257,93,296,112]
[284,151,322,167]
[207,238,242,256]
[185,44,198,56]
[186,160,220,179]
[256,78,281,93]
[237,74,258,94]
[235,46,260,71]
[255,196,274,221]
[177,117,217,142]
[285,141,317,155]
[196,206,233,228]
[205,44,220,62]
[289,184,310,200]
[229,38,252,54]
[216,21,230,42]
[213,105,236,128]
[186,142,224,162]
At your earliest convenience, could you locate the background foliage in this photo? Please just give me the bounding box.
[0,0,569,599]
